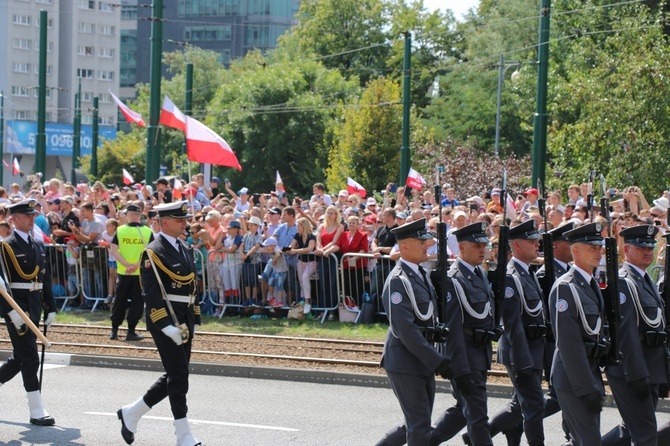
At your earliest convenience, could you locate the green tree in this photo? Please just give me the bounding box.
[208,49,360,195]
[79,131,146,186]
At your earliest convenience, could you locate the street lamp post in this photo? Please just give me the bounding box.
[494,55,521,157]
[0,93,16,187]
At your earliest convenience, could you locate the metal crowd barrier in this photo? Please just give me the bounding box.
[45,243,79,311]
[649,264,664,285]
[79,244,110,312]
[203,250,341,322]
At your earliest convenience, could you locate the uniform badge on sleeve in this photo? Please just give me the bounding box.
[619,292,626,305]
[504,287,514,298]
[391,292,403,305]
[145,259,151,269]
[556,299,568,312]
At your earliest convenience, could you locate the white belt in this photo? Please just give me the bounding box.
[10,282,43,291]
[166,294,195,305]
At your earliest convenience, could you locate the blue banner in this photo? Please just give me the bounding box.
[6,121,117,156]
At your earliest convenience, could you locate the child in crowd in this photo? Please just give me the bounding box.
[219,220,243,305]
[241,217,263,306]
[65,236,80,308]
[260,238,287,307]
[101,219,118,305]
[0,221,10,240]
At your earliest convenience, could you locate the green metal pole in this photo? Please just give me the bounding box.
[91,96,99,178]
[71,79,81,183]
[0,91,4,186]
[399,31,411,186]
[531,0,551,189]
[35,10,48,176]
[146,0,163,183]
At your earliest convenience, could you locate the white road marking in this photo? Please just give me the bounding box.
[85,412,300,432]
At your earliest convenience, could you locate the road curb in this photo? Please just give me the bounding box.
[2,350,667,412]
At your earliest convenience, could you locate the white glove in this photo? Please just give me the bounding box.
[44,312,56,329]
[8,310,26,333]
[161,325,183,346]
[193,324,199,335]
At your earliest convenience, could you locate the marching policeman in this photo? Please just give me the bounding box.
[431,222,496,446]
[550,222,607,446]
[109,204,153,341]
[602,224,667,446]
[117,201,202,446]
[0,199,57,426]
[377,218,452,446]
[487,220,546,446]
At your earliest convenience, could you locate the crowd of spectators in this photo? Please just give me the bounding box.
[8,173,670,317]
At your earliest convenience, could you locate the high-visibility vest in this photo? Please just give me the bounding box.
[116,224,152,275]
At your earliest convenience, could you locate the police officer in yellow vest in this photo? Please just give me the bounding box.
[109,204,153,341]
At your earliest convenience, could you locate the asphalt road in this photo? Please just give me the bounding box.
[1,362,669,445]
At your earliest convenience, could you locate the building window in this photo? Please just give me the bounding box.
[178,0,241,16]
[36,0,54,4]
[12,63,31,73]
[81,91,94,102]
[184,26,231,41]
[34,65,53,76]
[99,1,116,12]
[35,17,54,27]
[78,22,96,33]
[101,115,114,125]
[15,110,33,120]
[12,39,32,50]
[121,4,138,20]
[79,0,95,9]
[99,25,115,36]
[35,41,55,52]
[12,14,32,26]
[98,48,115,58]
[100,93,112,103]
[82,115,93,125]
[11,86,32,97]
[98,70,114,81]
[78,45,95,56]
[219,49,231,64]
[77,68,94,79]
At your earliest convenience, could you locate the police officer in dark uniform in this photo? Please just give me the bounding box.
[377,218,452,446]
[0,199,57,426]
[549,222,607,446]
[482,220,546,446]
[117,201,202,446]
[431,222,496,446]
[602,224,667,446]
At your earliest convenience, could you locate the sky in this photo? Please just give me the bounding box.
[424,0,480,20]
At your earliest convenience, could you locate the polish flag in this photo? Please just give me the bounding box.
[185,117,242,170]
[2,159,9,170]
[173,177,183,199]
[122,168,134,185]
[276,170,285,192]
[506,194,517,221]
[12,158,20,176]
[347,177,366,198]
[406,168,426,191]
[109,90,146,128]
[159,95,186,132]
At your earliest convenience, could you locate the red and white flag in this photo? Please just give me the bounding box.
[347,177,366,198]
[2,159,9,170]
[12,158,20,176]
[173,177,183,199]
[109,90,146,128]
[406,168,426,191]
[276,170,285,192]
[122,168,134,185]
[159,95,186,132]
[185,117,242,170]
[506,194,517,221]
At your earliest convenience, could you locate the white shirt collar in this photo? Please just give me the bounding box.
[160,232,181,251]
[400,258,421,276]
[456,257,476,273]
[512,257,529,273]
[555,258,569,271]
[572,264,595,283]
[14,228,30,243]
[625,261,647,278]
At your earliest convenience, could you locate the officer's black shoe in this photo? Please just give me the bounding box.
[462,432,473,446]
[503,428,523,446]
[125,332,144,342]
[30,415,55,426]
[117,409,135,444]
[109,330,118,340]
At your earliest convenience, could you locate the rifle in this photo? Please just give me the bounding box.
[429,185,450,343]
[663,204,670,335]
[600,175,621,364]
[587,170,596,222]
[537,179,555,321]
[490,169,509,339]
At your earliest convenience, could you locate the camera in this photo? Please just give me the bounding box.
[389,183,397,193]
[295,197,302,205]
[470,203,478,212]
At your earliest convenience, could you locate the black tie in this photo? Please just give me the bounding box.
[590,277,604,300]
[176,241,185,259]
[644,273,659,294]
[476,266,488,284]
[419,266,432,290]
